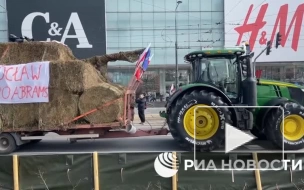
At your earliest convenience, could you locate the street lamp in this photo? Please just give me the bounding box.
[175,0,182,88]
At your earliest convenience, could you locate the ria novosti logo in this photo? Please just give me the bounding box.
[154,152,302,178]
[154,152,179,178]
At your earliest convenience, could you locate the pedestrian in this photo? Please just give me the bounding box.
[136,93,146,124]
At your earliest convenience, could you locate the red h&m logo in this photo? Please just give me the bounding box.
[256,70,263,78]
[234,3,304,51]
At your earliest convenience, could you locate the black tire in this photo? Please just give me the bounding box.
[0,133,17,155]
[168,89,233,152]
[30,139,42,144]
[250,127,267,140]
[265,101,304,150]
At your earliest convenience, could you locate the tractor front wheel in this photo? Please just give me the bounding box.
[265,101,304,150]
[168,89,233,152]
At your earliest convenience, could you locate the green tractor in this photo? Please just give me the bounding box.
[161,42,304,152]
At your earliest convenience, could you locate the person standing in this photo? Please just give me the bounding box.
[136,94,146,124]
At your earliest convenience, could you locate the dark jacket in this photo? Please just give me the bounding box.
[136,98,146,111]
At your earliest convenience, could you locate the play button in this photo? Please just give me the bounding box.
[225,123,256,153]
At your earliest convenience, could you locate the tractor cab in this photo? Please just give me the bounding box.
[185,43,254,104]
[190,53,238,100]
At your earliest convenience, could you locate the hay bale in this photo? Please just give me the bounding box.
[0,104,37,131]
[49,60,104,92]
[0,59,107,93]
[78,83,125,123]
[0,89,79,131]
[110,83,126,91]
[0,42,76,64]
[82,56,108,81]
[38,89,79,129]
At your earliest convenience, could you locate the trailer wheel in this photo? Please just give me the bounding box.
[168,89,232,152]
[265,101,304,150]
[0,133,17,154]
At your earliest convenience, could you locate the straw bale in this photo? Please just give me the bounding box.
[83,56,108,81]
[110,83,126,91]
[0,89,79,131]
[0,104,37,131]
[83,48,145,80]
[48,61,104,92]
[0,41,76,64]
[38,89,79,129]
[78,83,125,123]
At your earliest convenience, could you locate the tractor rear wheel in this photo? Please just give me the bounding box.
[168,89,233,152]
[265,101,304,150]
[250,127,267,140]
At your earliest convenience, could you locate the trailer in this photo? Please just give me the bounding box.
[0,46,169,155]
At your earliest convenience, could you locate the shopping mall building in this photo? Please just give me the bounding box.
[1,0,303,95]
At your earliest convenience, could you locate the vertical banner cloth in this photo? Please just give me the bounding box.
[0,61,50,104]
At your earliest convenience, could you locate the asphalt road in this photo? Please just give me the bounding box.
[14,135,304,156]
[6,108,304,155]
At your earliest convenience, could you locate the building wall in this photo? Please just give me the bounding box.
[256,62,304,85]
[0,0,8,42]
[105,0,225,66]
[106,0,225,92]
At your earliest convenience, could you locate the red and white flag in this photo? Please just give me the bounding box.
[169,84,175,95]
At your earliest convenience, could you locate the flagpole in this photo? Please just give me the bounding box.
[175,1,182,88]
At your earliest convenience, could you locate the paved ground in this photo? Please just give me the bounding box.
[15,137,303,156]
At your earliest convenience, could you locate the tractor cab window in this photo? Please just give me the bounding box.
[192,58,238,98]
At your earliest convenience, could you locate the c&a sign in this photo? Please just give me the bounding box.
[6,0,106,59]
[224,0,304,62]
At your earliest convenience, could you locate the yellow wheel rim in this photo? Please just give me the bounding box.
[280,115,304,141]
[183,104,220,140]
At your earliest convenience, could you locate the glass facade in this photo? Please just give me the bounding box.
[106,0,225,93]
[256,64,304,85]
[106,0,224,65]
[0,0,8,43]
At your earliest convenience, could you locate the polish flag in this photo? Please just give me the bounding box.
[169,84,175,95]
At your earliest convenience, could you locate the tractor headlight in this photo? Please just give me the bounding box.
[301,89,304,92]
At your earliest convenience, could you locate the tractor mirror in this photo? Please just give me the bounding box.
[249,52,254,58]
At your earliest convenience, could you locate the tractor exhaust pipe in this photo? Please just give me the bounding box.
[242,56,257,110]
[241,43,257,110]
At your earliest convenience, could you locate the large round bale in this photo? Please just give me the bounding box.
[38,89,79,129]
[110,83,126,91]
[0,104,37,131]
[49,60,103,92]
[78,83,125,124]
[0,42,76,65]
[43,60,104,93]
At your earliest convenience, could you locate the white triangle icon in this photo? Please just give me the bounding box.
[225,123,256,153]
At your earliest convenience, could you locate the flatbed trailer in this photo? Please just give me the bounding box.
[0,58,169,155]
